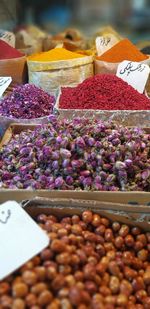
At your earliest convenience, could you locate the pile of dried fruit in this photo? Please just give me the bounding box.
[0,84,55,119]
[0,117,150,191]
[0,211,150,309]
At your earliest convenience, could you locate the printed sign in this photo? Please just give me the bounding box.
[0,201,49,280]
[0,77,12,97]
[117,60,150,93]
[0,30,15,47]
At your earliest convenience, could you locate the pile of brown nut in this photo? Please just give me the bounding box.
[0,211,150,309]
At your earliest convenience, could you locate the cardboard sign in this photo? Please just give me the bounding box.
[96,35,119,56]
[0,30,15,47]
[117,60,150,94]
[0,201,49,280]
[0,77,12,97]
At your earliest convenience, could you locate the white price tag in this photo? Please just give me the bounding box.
[0,201,49,280]
[96,35,119,56]
[0,30,15,47]
[116,60,150,94]
[0,77,12,97]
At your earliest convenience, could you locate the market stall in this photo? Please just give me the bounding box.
[0,17,150,309]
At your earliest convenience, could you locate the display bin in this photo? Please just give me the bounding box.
[0,123,150,206]
[20,197,150,231]
[55,89,150,127]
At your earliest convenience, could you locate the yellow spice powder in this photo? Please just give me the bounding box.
[28,47,85,62]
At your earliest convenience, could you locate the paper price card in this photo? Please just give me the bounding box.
[0,30,15,47]
[0,77,12,97]
[96,34,119,56]
[0,201,49,280]
[116,60,150,94]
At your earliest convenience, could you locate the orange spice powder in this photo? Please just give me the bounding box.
[97,39,149,63]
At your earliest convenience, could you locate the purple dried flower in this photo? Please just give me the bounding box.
[66,176,74,185]
[60,148,71,159]
[75,137,86,148]
[55,176,64,188]
[52,160,59,170]
[62,159,70,168]
[0,84,55,119]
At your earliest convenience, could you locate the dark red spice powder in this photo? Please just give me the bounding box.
[59,74,150,110]
[0,39,24,60]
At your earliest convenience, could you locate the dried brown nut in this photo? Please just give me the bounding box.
[69,286,82,306]
[132,277,145,292]
[46,266,57,279]
[84,281,97,295]
[25,293,37,306]
[99,286,111,297]
[104,229,114,242]
[0,282,10,295]
[51,239,66,252]
[38,290,53,306]
[135,289,147,302]
[120,279,133,296]
[112,222,120,232]
[60,298,72,309]
[138,249,148,261]
[109,276,120,294]
[119,225,129,238]
[0,295,13,307]
[114,236,124,249]
[22,270,37,286]
[31,283,48,295]
[56,252,71,265]
[82,211,93,223]
[116,294,128,306]
[144,271,150,285]
[51,274,66,291]
[124,266,137,281]
[124,234,135,247]
[12,283,28,298]
[35,266,46,280]
[92,214,101,227]
[71,224,82,235]
[12,298,25,309]
[108,261,121,277]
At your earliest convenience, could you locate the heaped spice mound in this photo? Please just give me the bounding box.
[0,117,150,191]
[0,84,55,119]
[59,74,150,110]
[1,210,150,308]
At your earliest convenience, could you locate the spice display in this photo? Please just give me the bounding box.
[0,117,150,191]
[28,47,85,62]
[1,210,150,308]
[97,39,148,63]
[0,40,24,60]
[59,74,150,110]
[0,84,55,119]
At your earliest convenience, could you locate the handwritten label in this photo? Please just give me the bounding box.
[0,201,49,280]
[96,35,119,56]
[117,60,150,93]
[0,77,12,97]
[0,30,15,47]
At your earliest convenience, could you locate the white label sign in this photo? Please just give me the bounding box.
[117,60,150,94]
[96,35,119,56]
[0,30,15,47]
[0,201,49,280]
[0,77,12,97]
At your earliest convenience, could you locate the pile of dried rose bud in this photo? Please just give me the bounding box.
[0,117,149,191]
